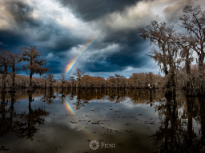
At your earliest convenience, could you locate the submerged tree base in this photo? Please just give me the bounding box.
[8,90,16,93]
[1,90,7,93]
[8,87,17,93]
[186,93,205,97]
[27,88,34,92]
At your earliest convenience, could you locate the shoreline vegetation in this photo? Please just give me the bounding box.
[0,88,164,103]
[0,5,205,97]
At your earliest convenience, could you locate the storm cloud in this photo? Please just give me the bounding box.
[59,0,141,21]
[0,0,204,78]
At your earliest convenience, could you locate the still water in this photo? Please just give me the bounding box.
[0,88,205,153]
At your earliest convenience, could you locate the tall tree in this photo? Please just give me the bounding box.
[172,34,193,75]
[47,73,55,88]
[20,46,49,91]
[138,21,178,75]
[59,74,66,89]
[70,76,75,88]
[8,52,21,91]
[138,21,179,95]
[115,74,121,88]
[180,5,205,72]
[131,73,139,88]
[42,75,47,89]
[73,69,85,88]
[0,50,11,92]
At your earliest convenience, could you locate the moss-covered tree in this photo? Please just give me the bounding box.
[20,46,49,91]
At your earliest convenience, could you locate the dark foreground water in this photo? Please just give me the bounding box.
[0,88,205,153]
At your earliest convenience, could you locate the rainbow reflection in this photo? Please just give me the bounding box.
[64,99,94,139]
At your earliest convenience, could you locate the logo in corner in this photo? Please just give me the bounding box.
[89,140,99,150]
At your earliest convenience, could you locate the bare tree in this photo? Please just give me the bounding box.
[115,74,121,88]
[131,73,138,88]
[47,73,55,88]
[0,50,11,92]
[20,46,50,91]
[107,76,116,88]
[8,52,21,91]
[172,34,193,75]
[139,21,169,75]
[73,69,85,88]
[59,74,66,89]
[119,75,126,88]
[138,21,179,95]
[70,76,75,88]
[180,5,205,72]
[42,75,47,89]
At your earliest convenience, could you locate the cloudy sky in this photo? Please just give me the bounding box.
[0,0,204,79]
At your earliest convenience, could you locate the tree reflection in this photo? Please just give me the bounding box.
[0,92,49,140]
[41,88,56,105]
[0,93,9,136]
[150,89,153,102]
[72,89,84,110]
[198,97,205,141]
[152,94,205,152]
[15,92,49,140]
[62,88,164,108]
[58,88,66,104]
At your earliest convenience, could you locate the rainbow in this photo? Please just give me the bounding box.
[65,38,96,75]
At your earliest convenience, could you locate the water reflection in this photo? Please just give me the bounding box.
[0,91,49,140]
[65,88,162,104]
[0,89,204,153]
[41,88,56,104]
[153,95,205,152]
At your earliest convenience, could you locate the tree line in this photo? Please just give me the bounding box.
[138,5,205,97]
[0,69,162,89]
[0,46,162,92]
[0,46,49,92]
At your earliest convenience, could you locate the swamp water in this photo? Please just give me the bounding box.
[0,88,205,153]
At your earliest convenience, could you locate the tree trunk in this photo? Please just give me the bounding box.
[198,53,204,72]
[186,51,191,75]
[165,75,175,97]
[2,66,7,92]
[11,61,16,91]
[198,97,205,141]
[186,97,193,137]
[45,80,46,89]
[29,71,33,90]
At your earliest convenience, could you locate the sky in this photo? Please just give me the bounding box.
[0,0,204,79]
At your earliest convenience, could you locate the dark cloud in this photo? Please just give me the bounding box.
[59,0,140,21]
[46,61,62,74]
[0,0,161,77]
[51,36,84,52]
[83,34,150,72]
[4,1,40,28]
[40,27,147,74]
[102,28,143,46]
[83,53,149,73]
[0,30,31,52]
[0,0,84,53]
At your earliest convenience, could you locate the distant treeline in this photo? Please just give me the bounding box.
[0,65,199,91]
[0,72,162,89]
